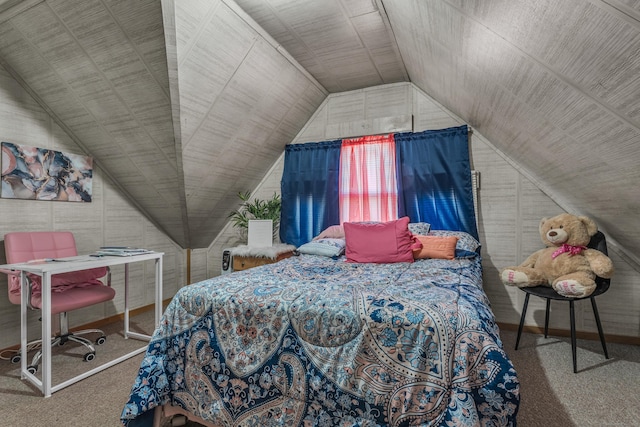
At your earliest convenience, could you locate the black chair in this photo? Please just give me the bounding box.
[515,231,610,373]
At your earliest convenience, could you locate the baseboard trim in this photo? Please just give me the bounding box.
[0,299,172,354]
[498,322,640,346]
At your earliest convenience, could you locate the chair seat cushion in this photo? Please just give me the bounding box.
[6,267,113,312]
[30,284,116,315]
[521,281,610,301]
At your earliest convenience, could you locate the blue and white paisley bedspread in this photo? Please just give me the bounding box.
[121,253,519,426]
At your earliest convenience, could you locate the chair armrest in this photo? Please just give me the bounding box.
[0,268,38,310]
[105,266,111,287]
[0,268,20,277]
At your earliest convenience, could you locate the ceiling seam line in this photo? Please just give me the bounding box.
[222,0,329,95]
[375,0,409,81]
[160,0,191,248]
[100,0,172,101]
[181,37,265,208]
[45,0,180,177]
[334,0,385,85]
[0,0,42,24]
[176,1,222,69]
[0,54,181,249]
[586,0,640,28]
[179,35,258,155]
[8,6,178,221]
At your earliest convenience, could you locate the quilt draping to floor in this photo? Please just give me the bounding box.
[122,253,519,426]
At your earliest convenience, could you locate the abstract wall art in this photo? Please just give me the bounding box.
[1,142,93,202]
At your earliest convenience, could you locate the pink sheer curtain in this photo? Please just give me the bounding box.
[339,134,398,223]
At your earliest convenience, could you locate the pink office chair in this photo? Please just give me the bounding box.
[1,231,115,374]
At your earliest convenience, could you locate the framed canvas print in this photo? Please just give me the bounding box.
[1,141,93,202]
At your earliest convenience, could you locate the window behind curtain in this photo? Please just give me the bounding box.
[339,134,398,223]
[280,125,476,246]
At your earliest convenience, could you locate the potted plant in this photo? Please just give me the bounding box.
[228,191,281,241]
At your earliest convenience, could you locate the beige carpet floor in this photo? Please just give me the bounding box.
[501,329,640,426]
[0,310,639,426]
[0,311,156,427]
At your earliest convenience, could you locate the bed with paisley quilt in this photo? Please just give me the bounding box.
[121,230,519,427]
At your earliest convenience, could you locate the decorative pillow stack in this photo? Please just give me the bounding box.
[343,216,419,263]
[300,221,481,262]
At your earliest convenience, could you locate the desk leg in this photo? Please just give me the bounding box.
[155,257,163,324]
[20,272,28,379]
[123,256,162,341]
[42,271,52,398]
[124,263,130,338]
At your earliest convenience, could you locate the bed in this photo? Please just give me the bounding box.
[121,226,519,426]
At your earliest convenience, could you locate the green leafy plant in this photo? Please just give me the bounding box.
[228,191,281,240]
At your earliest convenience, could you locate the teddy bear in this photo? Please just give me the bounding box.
[501,213,614,298]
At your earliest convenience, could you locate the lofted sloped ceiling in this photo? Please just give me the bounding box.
[1,0,640,259]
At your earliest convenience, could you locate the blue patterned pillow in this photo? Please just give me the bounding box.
[428,230,480,253]
[298,238,346,257]
[408,222,431,235]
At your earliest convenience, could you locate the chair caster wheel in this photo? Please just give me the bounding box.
[84,352,96,362]
[10,353,21,364]
[95,336,107,345]
[27,365,38,374]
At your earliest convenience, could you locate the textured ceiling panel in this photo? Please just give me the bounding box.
[234,0,408,92]
[382,0,640,256]
[0,0,327,249]
[173,0,327,248]
[0,0,188,244]
[2,0,640,260]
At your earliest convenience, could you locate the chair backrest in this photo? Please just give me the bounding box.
[587,231,608,256]
[3,231,108,314]
[587,231,611,291]
[5,231,78,263]
[3,232,79,306]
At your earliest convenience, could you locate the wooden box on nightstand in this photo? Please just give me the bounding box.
[230,244,297,272]
[233,251,294,271]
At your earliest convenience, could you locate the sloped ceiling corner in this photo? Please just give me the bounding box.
[0,0,328,249]
[378,0,640,263]
[0,0,188,245]
[167,0,328,248]
[2,0,640,260]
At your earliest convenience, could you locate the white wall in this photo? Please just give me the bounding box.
[208,82,640,340]
[0,66,187,349]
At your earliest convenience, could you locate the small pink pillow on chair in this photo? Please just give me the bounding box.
[344,217,418,263]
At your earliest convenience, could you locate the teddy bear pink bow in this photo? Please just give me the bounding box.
[552,244,586,259]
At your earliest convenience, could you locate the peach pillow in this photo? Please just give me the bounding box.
[413,235,458,260]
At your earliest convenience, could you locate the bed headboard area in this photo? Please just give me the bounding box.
[280,125,478,247]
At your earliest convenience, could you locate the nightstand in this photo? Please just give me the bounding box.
[230,244,297,272]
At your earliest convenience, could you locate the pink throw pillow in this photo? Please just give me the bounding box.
[344,217,417,263]
[314,225,345,240]
[413,235,458,260]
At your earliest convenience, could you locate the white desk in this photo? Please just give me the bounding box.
[0,252,163,397]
